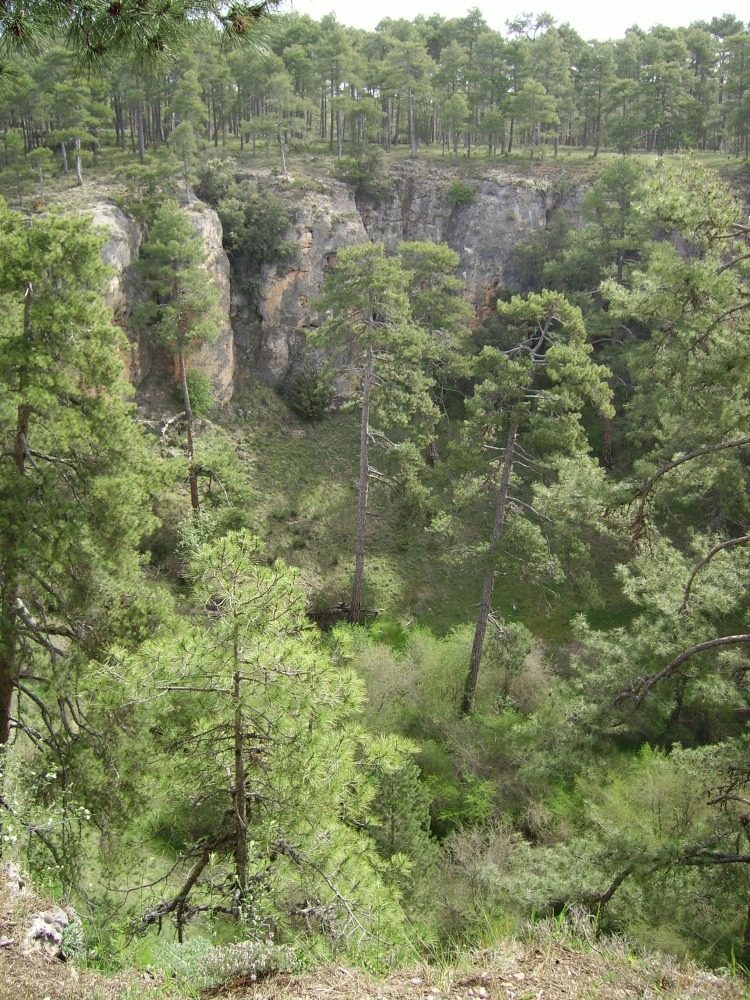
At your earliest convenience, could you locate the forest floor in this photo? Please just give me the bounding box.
[2,877,747,1000]
[206,950,748,1000]
[212,378,636,643]
[3,941,748,1000]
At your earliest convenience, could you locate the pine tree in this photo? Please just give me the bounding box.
[132,530,409,954]
[398,241,471,464]
[460,291,612,715]
[314,243,435,622]
[0,201,155,763]
[135,200,220,512]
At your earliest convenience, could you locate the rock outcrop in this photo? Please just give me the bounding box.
[21,906,71,959]
[232,177,368,387]
[233,161,581,388]
[183,201,234,405]
[91,201,142,318]
[89,162,582,397]
[361,161,580,318]
[92,197,234,404]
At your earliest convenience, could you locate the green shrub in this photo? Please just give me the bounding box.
[288,368,334,421]
[175,369,214,416]
[147,937,294,990]
[195,155,239,205]
[216,188,297,280]
[334,147,390,204]
[241,191,297,271]
[446,180,475,208]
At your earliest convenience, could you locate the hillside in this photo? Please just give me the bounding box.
[1,872,745,1000]
[3,109,750,996]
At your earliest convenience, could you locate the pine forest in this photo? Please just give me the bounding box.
[2,3,750,997]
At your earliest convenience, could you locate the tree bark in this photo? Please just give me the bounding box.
[350,347,373,623]
[461,421,518,715]
[137,100,146,162]
[408,89,417,158]
[177,350,200,512]
[233,656,248,909]
[0,285,32,750]
[278,129,287,175]
[74,138,82,186]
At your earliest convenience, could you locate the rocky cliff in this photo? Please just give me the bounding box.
[231,176,367,388]
[94,197,234,404]
[94,161,580,401]
[362,161,575,315]
[238,160,581,388]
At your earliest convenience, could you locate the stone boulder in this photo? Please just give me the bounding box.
[21,906,70,960]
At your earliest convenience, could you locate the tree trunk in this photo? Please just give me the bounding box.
[408,89,417,158]
[183,155,191,204]
[0,285,32,760]
[350,347,373,623]
[137,100,146,162]
[60,139,68,173]
[278,129,287,175]
[461,420,517,716]
[233,657,248,909]
[602,415,614,468]
[177,350,200,512]
[74,138,82,186]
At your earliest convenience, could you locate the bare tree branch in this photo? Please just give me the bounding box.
[681,535,750,612]
[615,634,750,705]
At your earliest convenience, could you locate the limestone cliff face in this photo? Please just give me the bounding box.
[183,201,234,405]
[93,198,234,404]
[359,161,580,318]
[91,163,579,398]
[92,202,142,316]
[231,178,368,387]
[239,162,581,387]
[91,202,142,382]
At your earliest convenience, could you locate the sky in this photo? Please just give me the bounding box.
[283,1,745,41]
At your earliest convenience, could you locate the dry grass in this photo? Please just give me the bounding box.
[1,880,747,1000]
[207,942,748,1000]
[0,876,171,1000]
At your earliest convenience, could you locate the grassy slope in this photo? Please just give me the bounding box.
[224,377,631,643]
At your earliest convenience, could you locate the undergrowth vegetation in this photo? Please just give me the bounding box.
[2,62,750,998]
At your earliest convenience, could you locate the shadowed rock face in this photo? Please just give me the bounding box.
[233,163,581,388]
[94,163,581,398]
[94,198,234,404]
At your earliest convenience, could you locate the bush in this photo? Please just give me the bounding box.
[195,155,239,205]
[334,147,390,204]
[288,368,334,421]
[148,937,294,990]
[175,369,214,416]
[446,180,475,209]
[238,191,297,272]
